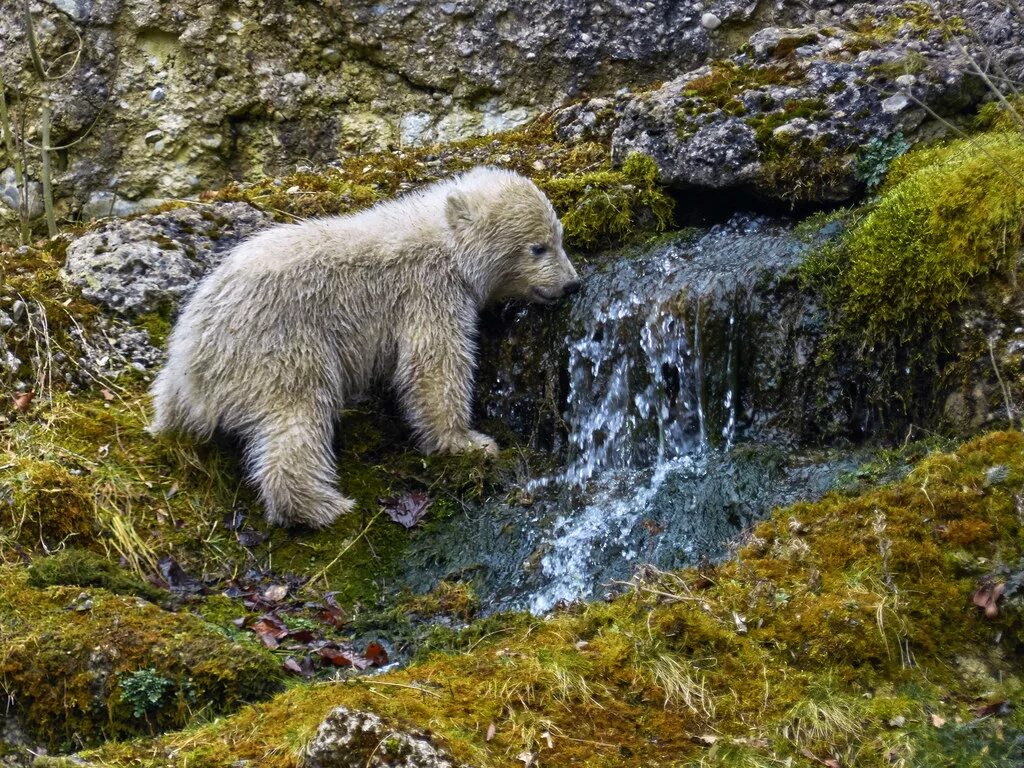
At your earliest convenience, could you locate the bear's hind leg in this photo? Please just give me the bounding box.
[243,405,354,528]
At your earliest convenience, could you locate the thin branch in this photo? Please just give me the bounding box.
[23,0,46,79]
[39,95,57,237]
[0,70,30,244]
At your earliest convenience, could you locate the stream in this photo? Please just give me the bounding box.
[403,215,859,613]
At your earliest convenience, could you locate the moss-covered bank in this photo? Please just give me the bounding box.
[799,126,1024,437]
[43,430,1023,767]
[0,567,282,751]
[208,119,674,254]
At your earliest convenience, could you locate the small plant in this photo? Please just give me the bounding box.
[119,668,173,719]
[855,132,910,191]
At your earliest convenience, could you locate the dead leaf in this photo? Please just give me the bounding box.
[257,632,279,649]
[12,391,34,413]
[101,388,115,402]
[486,722,496,741]
[223,510,246,530]
[282,656,314,677]
[381,492,431,528]
[238,528,268,548]
[251,614,289,640]
[642,519,665,535]
[973,582,1005,619]
[517,751,534,768]
[365,641,389,667]
[318,646,355,667]
[975,701,1011,717]
[931,713,946,728]
[158,556,201,593]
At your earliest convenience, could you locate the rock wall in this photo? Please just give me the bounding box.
[0,0,825,224]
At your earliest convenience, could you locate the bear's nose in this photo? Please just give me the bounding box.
[563,280,582,296]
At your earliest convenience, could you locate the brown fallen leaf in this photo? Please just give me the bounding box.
[282,656,314,677]
[973,582,1006,619]
[365,641,389,667]
[251,614,289,640]
[381,492,431,528]
[12,391,34,413]
[975,700,1012,717]
[257,632,279,649]
[318,646,354,667]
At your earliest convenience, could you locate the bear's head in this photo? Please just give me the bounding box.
[445,168,581,305]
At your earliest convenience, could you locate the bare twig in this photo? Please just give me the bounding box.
[39,95,57,237]
[0,70,30,244]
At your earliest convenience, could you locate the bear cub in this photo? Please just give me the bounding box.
[150,167,580,528]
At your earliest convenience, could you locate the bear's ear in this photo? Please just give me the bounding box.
[445,190,475,235]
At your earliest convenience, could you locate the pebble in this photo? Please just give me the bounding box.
[701,12,721,30]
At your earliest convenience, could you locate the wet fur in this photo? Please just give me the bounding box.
[150,167,579,527]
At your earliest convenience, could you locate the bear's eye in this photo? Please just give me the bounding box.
[530,244,547,257]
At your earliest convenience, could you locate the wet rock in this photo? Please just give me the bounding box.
[63,202,272,315]
[303,707,462,768]
[611,1,1008,202]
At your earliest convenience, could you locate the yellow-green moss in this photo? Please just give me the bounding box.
[542,153,675,249]
[816,129,1024,338]
[70,430,1024,767]
[209,120,673,253]
[27,548,167,602]
[403,580,480,622]
[0,567,282,752]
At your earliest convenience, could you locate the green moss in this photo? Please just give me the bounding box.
[0,567,283,751]
[807,130,1024,345]
[800,129,1024,427]
[210,120,672,253]
[682,61,802,109]
[542,153,675,250]
[974,99,1024,133]
[27,548,167,603]
[70,430,1024,767]
[403,580,480,622]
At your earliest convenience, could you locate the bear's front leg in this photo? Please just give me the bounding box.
[395,315,499,456]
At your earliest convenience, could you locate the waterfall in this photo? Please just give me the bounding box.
[526,255,741,610]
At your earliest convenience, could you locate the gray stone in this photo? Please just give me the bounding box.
[701,12,722,30]
[63,201,273,315]
[611,1,1011,202]
[302,707,462,768]
[0,0,829,230]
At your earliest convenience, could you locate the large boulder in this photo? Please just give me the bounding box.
[610,1,1018,202]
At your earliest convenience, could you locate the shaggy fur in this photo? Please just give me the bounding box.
[150,167,580,528]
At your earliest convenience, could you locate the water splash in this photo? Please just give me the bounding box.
[525,217,781,614]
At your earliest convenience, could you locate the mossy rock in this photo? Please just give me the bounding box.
[68,431,1024,767]
[27,548,168,603]
[0,567,283,752]
[800,128,1024,431]
[210,120,674,254]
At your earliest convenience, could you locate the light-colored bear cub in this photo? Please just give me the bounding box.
[150,167,580,528]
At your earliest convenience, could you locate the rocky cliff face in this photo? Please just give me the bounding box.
[0,0,831,225]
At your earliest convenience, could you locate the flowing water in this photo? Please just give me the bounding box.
[404,215,855,613]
